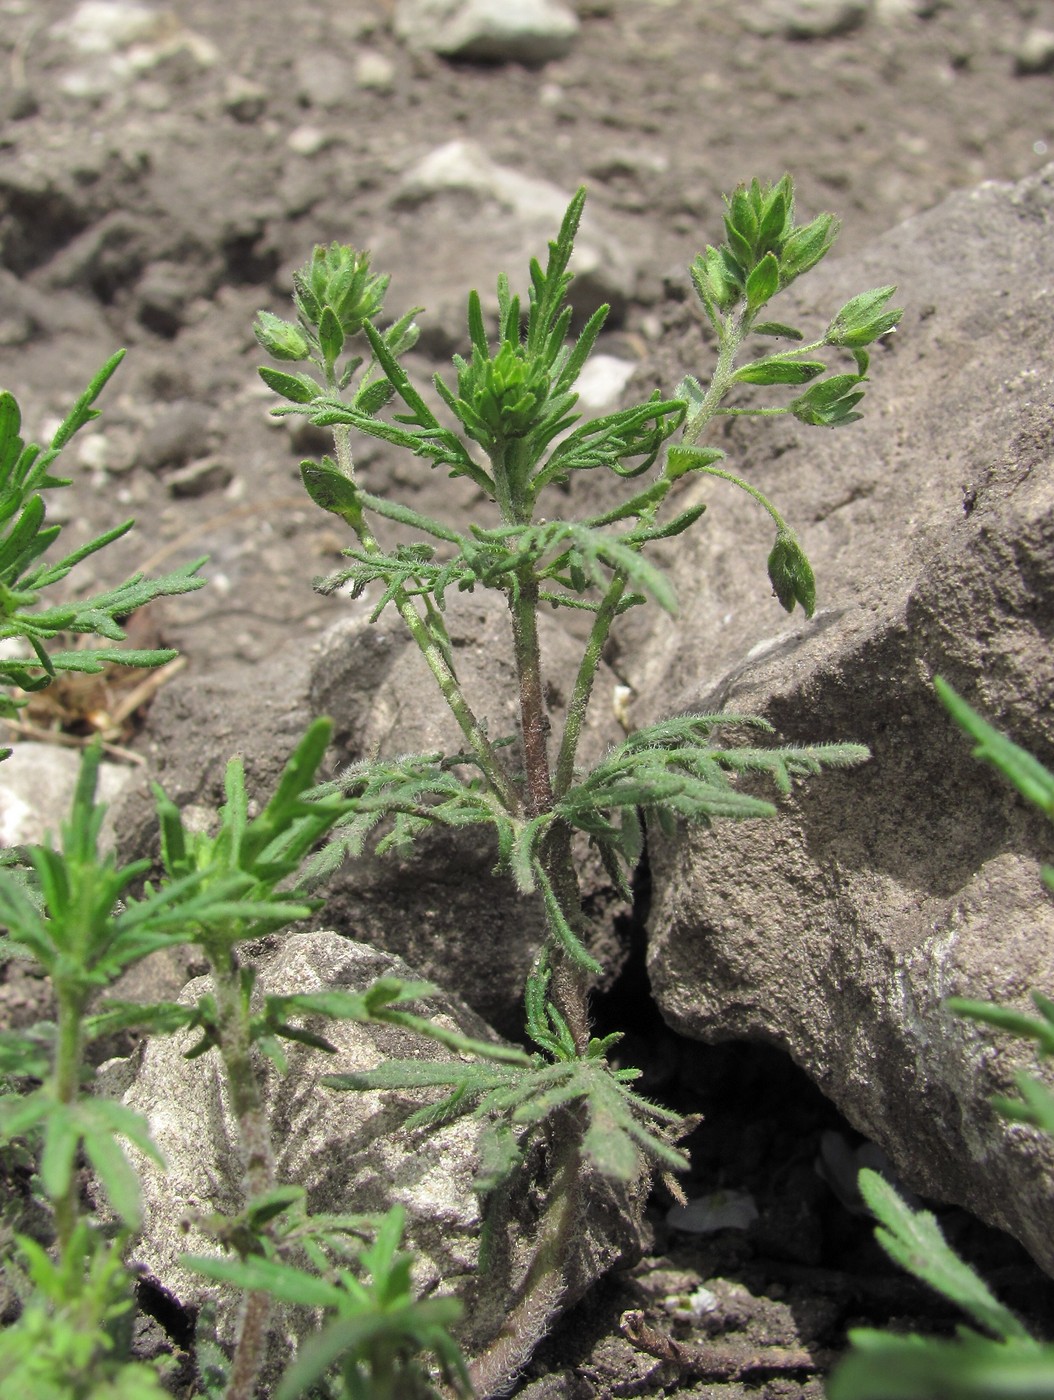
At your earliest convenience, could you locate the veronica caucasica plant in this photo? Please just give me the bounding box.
[254,175,900,1391]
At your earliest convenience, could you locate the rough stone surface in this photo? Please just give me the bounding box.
[0,742,132,848]
[742,0,872,38]
[388,139,639,351]
[101,931,644,1381]
[632,164,1054,1273]
[394,0,579,64]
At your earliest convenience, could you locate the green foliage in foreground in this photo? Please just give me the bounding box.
[0,352,206,761]
[828,679,1054,1400]
[0,723,469,1400]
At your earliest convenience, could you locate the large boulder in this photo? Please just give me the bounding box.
[632,166,1054,1270]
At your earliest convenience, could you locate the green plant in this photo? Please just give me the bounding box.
[827,678,1054,1400]
[0,178,900,1398]
[254,175,897,1389]
[0,722,472,1399]
[0,352,206,763]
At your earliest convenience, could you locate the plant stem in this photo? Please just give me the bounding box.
[331,420,520,814]
[510,568,554,819]
[52,986,86,1250]
[466,1116,583,1397]
[226,1290,272,1400]
[537,825,592,1053]
[693,465,789,531]
[213,953,275,1201]
[212,948,275,1400]
[682,307,747,446]
[553,573,627,800]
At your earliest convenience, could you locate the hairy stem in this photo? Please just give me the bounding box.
[510,569,554,819]
[51,986,86,1250]
[682,306,747,446]
[212,949,275,1399]
[225,1289,272,1400]
[331,420,520,814]
[467,1118,584,1398]
[553,572,627,800]
[539,824,592,1054]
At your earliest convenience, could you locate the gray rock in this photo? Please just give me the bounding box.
[743,0,871,38]
[386,140,638,350]
[134,259,211,336]
[1014,28,1054,76]
[50,1,164,56]
[574,353,640,412]
[0,742,132,849]
[136,401,212,471]
[166,457,233,498]
[353,50,397,92]
[222,74,268,122]
[631,165,1054,1273]
[49,1,218,98]
[103,932,644,1387]
[394,0,579,65]
[293,51,355,108]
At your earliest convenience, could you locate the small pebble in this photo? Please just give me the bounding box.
[224,74,268,122]
[286,124,331,156]
[394,0,579,65]
[354,50,396,91]
[167,458,233,498]
[744,0,871,39]
[1014,29,1054,76]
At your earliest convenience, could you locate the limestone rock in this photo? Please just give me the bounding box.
[102,932,644,1382]
[0,742,132,848]
[382,139,639,351]
[741,0,871,38]
[394,0,579,65]
[631,165,1054,1272]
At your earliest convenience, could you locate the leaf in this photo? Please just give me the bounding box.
[858,1169,1030,1343]
[789,373,866,427]
[299,458,362,524]
[826,285,902,348]
[745,251,780,311]
[81,1121,145,1228]
[317,304,345,365]
[665,445,726,480]
[828,1328,1053,1400]
[258,366,321,404]
[582,1104,640,1181]
[185,1253,344,1310]
[778,211,840,284]
[50,349,125,451]
[732,357,826,386]
[254,311,309,361]
[947,996,1054,1057]
[752,320,805,340]
[992,1071,1054,1135]
[934,677,1054,817]
[39,1103,79,1201]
